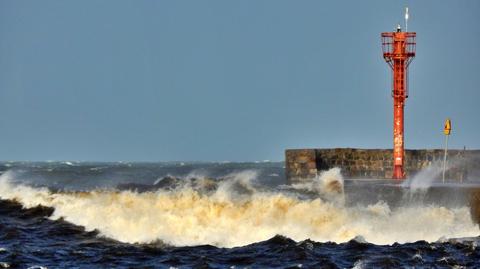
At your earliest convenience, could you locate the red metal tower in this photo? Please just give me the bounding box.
[381,25,416,180]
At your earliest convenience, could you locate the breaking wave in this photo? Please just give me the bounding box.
[0,169,478,248]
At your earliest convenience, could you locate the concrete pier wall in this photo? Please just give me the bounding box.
[285,148,480,183]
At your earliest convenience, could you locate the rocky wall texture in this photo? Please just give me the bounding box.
[285,148,480,183]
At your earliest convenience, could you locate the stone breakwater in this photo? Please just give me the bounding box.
[285,148,480,183]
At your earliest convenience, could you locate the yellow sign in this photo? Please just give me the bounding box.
[444,118,451,135]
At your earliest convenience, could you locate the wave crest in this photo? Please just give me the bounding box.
[0,170,478,247]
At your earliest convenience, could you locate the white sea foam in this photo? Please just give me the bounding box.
[351,260,366,269]
[290,168,345,203]
[0,170,478,248]
[153,177,163,185]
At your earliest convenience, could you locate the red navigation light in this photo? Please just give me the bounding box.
[381,28,416,180]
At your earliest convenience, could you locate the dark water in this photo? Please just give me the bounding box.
[0,162,479,268]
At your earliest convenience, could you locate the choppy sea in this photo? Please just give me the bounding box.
[0,161,479,268]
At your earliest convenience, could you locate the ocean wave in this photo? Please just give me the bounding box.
[0,170,478,248]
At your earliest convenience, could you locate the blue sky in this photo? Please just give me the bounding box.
[0,1,479,161]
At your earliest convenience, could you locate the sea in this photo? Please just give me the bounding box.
[0,161,479,268]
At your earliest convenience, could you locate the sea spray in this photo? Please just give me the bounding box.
[399,162,444,204]
[402,156,472,192]
[400,160,474,206]
[402,162,444,192]
[0,169,478,248]
[289,167,345,204]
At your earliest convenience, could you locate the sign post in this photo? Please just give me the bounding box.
[443,118,452,183]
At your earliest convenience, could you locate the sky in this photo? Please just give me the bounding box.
[0,1,479,162]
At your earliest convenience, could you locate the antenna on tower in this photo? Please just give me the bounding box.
[405,7,409,32]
